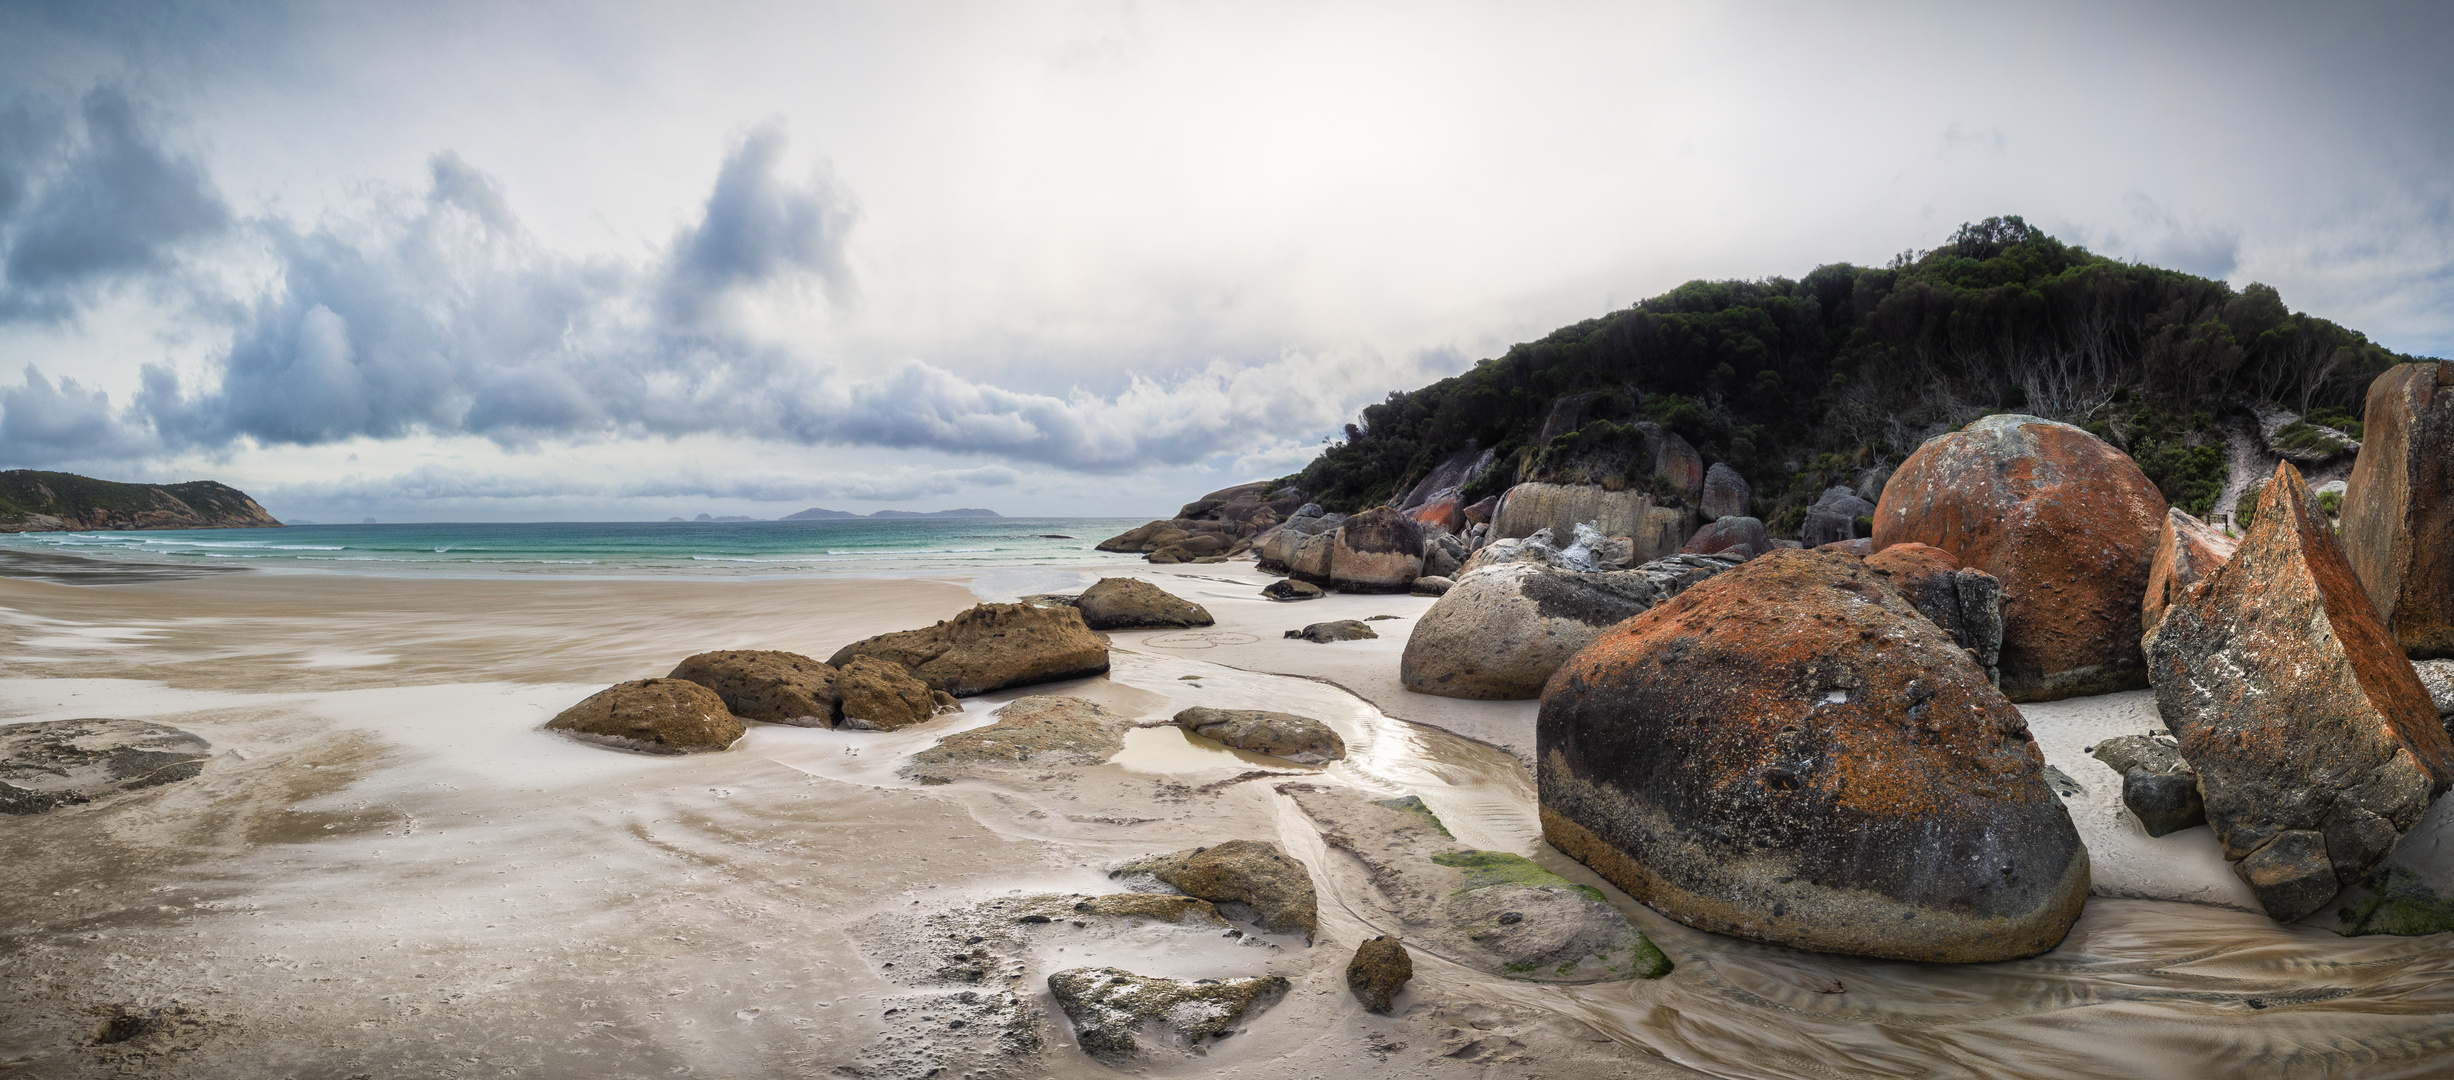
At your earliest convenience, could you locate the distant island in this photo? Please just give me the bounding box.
[786,507,1002,519]
[0,470,282,533]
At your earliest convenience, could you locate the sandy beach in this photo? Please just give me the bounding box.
[6,562,2454,1079]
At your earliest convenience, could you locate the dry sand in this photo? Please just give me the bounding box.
[4,562,2452,1079]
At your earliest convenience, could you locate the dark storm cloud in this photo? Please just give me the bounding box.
[0,88,230,321]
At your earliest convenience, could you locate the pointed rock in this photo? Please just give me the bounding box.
[2141,508,2237,637]
[2143,462,2454,922]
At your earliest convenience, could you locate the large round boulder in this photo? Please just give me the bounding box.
[828,603,1110,697]
[1679,515,1773,561]
[1400,563,1662,700]
[1872,413,2169,701]
[1538,548,2089,962]
[1074,578,1214,630]
[547,678,743,754]
[667,649,838,726]
[1328,506,1425,592]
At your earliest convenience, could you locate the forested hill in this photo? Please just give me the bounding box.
[1291,217,2421,534]
[0,471,283,532]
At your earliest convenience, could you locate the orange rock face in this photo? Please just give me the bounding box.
[2143,463,2453,922]
[2340,360,2454,659]
[1537,549,2088,963]
[2141,508,2236,637]
[1872,414,2168,701]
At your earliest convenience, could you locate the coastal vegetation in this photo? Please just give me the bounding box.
[1289,217,2416,529]
[0,470,281,532]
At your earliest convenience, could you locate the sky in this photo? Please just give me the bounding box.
[0,1,2448,522]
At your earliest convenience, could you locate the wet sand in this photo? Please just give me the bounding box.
[4,565,2452,1079]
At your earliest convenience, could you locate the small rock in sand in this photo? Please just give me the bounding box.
[1112,839,1319,939]
[2089,733,2207,837]
[1169,706,1346,764]
[1047,967,1289,1061]
[903,696,1132,778]
[1347,936,1413,1014]
[1075,577,1216,630]
[546,678,742,754]
[1261,579,1324,601]
[1410,575,1454,596]
[0,718,212,815]
[1286,619,1377,643]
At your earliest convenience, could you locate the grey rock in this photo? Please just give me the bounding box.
[1169,707,1346,764]
[1701,463,1751,520]
[1329,506,1426,593]
[1402,554,1741,700]
[1111,838,1319,938]
[2089,733,2206,835]
[0,718,211,815]
[1047,967,1288,1061]
[2415,659,2454,722]
[1422,531,1469,579]
[1409,575,1454,597]
[1075,577,1214,630]
[1261,578,1323,602]
[1286,619,1377,643]
[1801,485,1875,548]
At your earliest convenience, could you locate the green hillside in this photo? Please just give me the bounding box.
[0,471,282,532]
[1291,217,2415,533]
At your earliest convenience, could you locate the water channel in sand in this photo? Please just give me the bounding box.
[2,566,2451,1079]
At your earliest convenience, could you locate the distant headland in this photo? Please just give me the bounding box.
[784,507,1002,520]
[0,470,282,533]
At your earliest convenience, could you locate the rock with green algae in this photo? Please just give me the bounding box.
[1279,782,1671,981]
[1046,967,1289,1061]
[2336,864,2454,937]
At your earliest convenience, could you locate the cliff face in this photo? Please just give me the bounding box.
[0,471,283,532]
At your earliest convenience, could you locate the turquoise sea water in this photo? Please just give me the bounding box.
[0,517,1151,579]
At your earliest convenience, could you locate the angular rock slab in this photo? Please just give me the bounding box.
[0,718,211,814]
[1282,785,1670,982]
[667,649,839,726]
[1169,706,1345,764]
[1111,839,1319,939]
[2144,463,2454,921]
[547,678,743,754]
[1047,967,1288,1061]
[829,602,1109,697]
[1538,548,2089,962]
[2141,508,2237,637]
[2341,359,2454,659]
[1874,413,2169,701]
[1074,577,1215,630]
[1862,542,2004,685]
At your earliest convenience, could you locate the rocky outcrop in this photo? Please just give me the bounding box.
[0,718,211,814]
[1111,839,1319,939]
[1047,968,1288,1061]
[1286,619,1377,643]
[1654,431,1705,503]
[1800,485,1874,548]
[667,649,839,726]
[1396,444,1496,535]
[1700,463,1750,521]
[1679,515,1773,561]
[1490,483,1692,563]
[2088,734,2206,837]
[1168,707,1346,764]
[1862,542,2005,685]
[1097,481,1309,557]
[0,470,284,533]
[828,603,1109,696]
[836,655,960,731]
[1873,413,2170,701]
[1254,505,1343,573]
[903,697,1133,778]
[1260,578,1322,601]
[2340,360,2454,659]
[2142,508,2238,636]
[1402,554,1741,700]
[547,679,743,753]
[1281,785,1671,981]
[1538,549,2089,962]
[1074,578,1214,630]
[2143,463,2454,922]
[1346,937,1412,1014]
[1327,506,1425,592]
[1421,531,1469,579]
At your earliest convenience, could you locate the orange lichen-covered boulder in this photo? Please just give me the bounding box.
[1537,549,2088,963]
[1872,414,2168,701]
[2141,508,2236,636]
[2340,360,2454,659]
[2143,463,2453,922]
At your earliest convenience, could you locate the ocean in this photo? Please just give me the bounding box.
[0,517,1152,580]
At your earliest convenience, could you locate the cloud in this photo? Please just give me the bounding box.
[267,461,1020,507]
[659,123,859,326]
[0,87,230,321]
[0,364,156,462]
